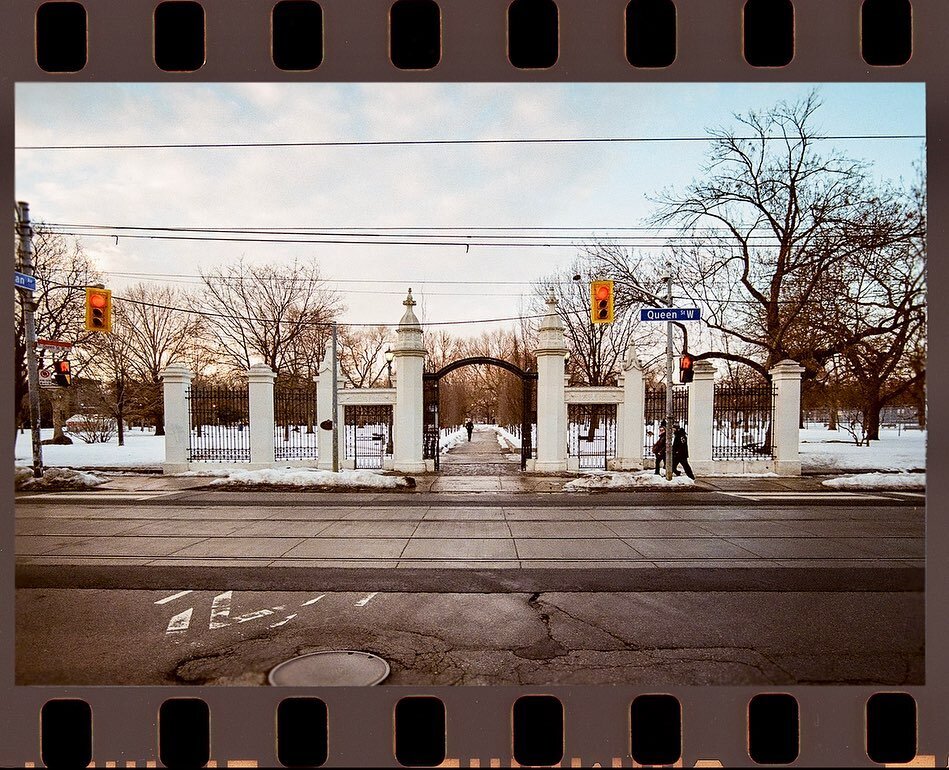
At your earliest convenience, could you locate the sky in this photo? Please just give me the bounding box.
[15,82,925,333]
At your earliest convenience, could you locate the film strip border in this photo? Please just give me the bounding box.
[3,0,927,79]
[12,689,939,767]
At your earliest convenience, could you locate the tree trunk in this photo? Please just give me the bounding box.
[828,403,838,431]
[864,400,882,443]
[153,381,165,435]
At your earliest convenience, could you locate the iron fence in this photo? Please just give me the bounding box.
[187,384,250,462]
[501,423,537,457]
[643,385,689,459]
[568,403,617,469]
[344,404,393,469]
[274,382,319,460]
[712,384,776,459]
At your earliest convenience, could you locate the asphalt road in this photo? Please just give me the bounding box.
[16,587,923,687]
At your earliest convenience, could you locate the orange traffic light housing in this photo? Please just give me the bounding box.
[679,353,695,383]
[52,360,72,387]
[85,287,112,333]
[590,280,615,324]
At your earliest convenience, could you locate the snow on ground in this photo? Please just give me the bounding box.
[494,426,520,451]
[15,465,106,490]
[439,427,468,453]
[565,470,696,491]
[822,472,926,491]
[800,427,925,473]
[14,428,165,469]
[210,467,412,488]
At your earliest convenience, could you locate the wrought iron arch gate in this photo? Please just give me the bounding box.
[422,357,538,471]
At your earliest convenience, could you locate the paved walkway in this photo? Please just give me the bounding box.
[438,426,522,476]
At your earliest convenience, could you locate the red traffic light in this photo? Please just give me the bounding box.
[679,353,695,383]
[89,293,107,308]
[594,284,611,301]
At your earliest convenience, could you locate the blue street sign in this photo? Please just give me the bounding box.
[14,271,36,292]
[640,307,701,322]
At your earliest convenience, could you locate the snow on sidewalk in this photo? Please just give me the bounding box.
[209,467,413,489]
[822,472,925,491]
[565,471,696,491]
[15,466,107,490]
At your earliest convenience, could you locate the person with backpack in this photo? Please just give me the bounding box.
[652,421,666,475]
[672,423,696,479]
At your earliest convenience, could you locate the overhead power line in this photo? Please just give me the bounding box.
[17,134,925,150]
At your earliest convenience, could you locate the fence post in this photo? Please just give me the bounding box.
[316,353,335,470]
[160,363,192,474]
[247,364,276,466]
[687,360,716,475]
[392,289,427,473]
[534,296,568,472]
[614,351,644,470]
[770,359,805,476]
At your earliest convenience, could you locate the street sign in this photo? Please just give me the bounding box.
[14,271,36,291]
[37,339,73,350]
[640,307,702,322]
[39,367,57,388]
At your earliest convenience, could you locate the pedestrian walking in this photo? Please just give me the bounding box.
[465,419,474,442]
[652,421,666,475]
[672,424,696,480]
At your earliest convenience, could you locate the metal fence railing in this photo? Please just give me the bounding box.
[344,404,393,469]
[712,384,776,459]
[274,382,319,460]
[568,403,617,470]
[643,385,688,460]
[501,423,537,457]
[187,384,251,462]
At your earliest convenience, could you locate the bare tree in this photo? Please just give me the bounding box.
[339,325,392,387]
[197,257,343,375]
[595,92,924,383]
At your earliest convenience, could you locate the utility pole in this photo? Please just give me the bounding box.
[664,267,674,482]
[331,321,339,473]
[15,201,43,478]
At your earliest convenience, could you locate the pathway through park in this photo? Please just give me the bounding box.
[439,426,522,476]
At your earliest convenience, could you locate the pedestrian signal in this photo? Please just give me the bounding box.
[679,353,695,383]
[85,287,112,333]
[52,360,71,387]
[590,280,615,324]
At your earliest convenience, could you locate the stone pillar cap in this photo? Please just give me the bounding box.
[538,295,564,332]
[769,359,805,374]
[247,363,277,380]
[398,288,421,329]
[160,363,193,380]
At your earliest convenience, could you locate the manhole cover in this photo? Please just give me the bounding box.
[268,651,390,686]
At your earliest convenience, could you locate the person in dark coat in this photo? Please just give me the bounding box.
[652,421,666,475]
[672,424,696,479]
[465,419,474,441]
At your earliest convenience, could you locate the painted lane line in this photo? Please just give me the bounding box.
[209,591,233,629]
[269,614,298,628]
[301,594,326,606]
[154,590,193,605]
[355,592,378,607]
[235,608,276,623]
[166,608,193,634]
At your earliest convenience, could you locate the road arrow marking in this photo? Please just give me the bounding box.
[269,614,297,628]
[301,594,326,606]
[166,607,193,634]
[355,592,378,607]
[155,590,193,605]
[209,591,232,628]
[235,608,276,623]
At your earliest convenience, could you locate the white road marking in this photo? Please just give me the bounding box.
[166,607,193,634]
[301,594,326,606]
[722,491,891,501]
[209,591,233,629]
[235,608,276,623]
[23,491,177,501]
[269,614,298,628]
[355,592,378,607]
[154,590,193,605]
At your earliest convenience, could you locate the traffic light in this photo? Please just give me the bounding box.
[52,360,71,387]
[679,353,695,383]
[85,287,112,333]
[590,280,615,324]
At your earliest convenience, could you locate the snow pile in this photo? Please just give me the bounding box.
[439,427,468,453]
[173,468,234,477]
[822,472,925,491]
[564,470,696,491]
[15,466,107,491]
[209,467,412,488]
[494,426,520,451]
[800,428,925,473]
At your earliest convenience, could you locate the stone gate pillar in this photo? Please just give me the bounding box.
[770,359,805,476]
[687,360,716,475]
[160,363,192,474]
[247,363,276,466]
[614,349,645,470]
[392,289,427,473]
[534,296,568,472]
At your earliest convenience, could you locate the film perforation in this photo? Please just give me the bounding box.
[153,1,206,72]
[742,0,795,68]
[35,1,87,73]
[390,0,442,71]
[272,1,324,72]
[625,0,677,69]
